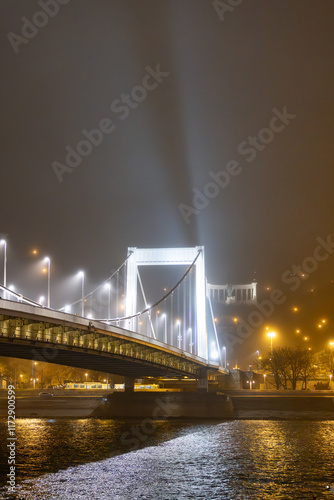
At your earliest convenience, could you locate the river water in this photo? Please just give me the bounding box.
[1,419,334,499]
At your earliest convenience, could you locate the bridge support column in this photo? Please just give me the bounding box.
[124,377,135,393]
[198,368,208,392]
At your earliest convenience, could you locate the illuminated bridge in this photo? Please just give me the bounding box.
[0,246,256,388]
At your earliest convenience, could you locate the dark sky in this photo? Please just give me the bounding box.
[1,1,334,363]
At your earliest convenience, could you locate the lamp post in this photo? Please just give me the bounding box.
[78,271,84,316]
[264,373,267,390]
[267,332,276,354]
[85,373,88,389]
[44,257,51,308]
[330,374,333,388]
[0,240,7,299]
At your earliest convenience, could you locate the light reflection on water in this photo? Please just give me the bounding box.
[1,419,334,499]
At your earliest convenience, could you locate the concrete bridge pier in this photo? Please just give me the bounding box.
[198,368,208,392]
[124,377,135,392]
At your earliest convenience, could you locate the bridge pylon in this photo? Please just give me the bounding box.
[125,247,208,360]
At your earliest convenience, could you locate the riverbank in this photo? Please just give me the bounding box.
[1,391,333,419]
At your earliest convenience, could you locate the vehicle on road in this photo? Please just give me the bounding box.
[39,392,54,399]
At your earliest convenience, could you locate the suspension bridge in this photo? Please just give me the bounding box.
[0,246,256,390]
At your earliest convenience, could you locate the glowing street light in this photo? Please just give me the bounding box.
[247,380,255,390]
[330,374,333,387]
[267,331,276,354]
[0,240,7,299]
[44,257,51,307]
[330,342,334,350]
[85,373,88,389]
[78,271,85,316]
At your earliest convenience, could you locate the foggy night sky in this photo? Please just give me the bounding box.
[1,0,334,362]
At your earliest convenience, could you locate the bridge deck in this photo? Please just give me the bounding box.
[0,300,225,378]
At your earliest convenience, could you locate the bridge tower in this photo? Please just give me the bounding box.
[125,247,208,360]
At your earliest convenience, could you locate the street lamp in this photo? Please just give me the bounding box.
[247,380,255,390]
[44,257,51,307]
[0,240,7,299]
[267,332,276,354]
[263,373,267,389]
[78,271,85,316]
[85,373,88,389]
[330,374,333,388]
[330,342,334,350]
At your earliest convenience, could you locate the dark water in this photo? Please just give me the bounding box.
[1,419,334,499]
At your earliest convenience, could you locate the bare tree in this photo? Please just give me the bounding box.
[317,349,334,378]
[261,347,291,389]
[261,347,311,390]
[299,350,315,390]
[286,347,304,390]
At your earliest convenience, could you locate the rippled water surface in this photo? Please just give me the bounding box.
[1,419,334,499]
